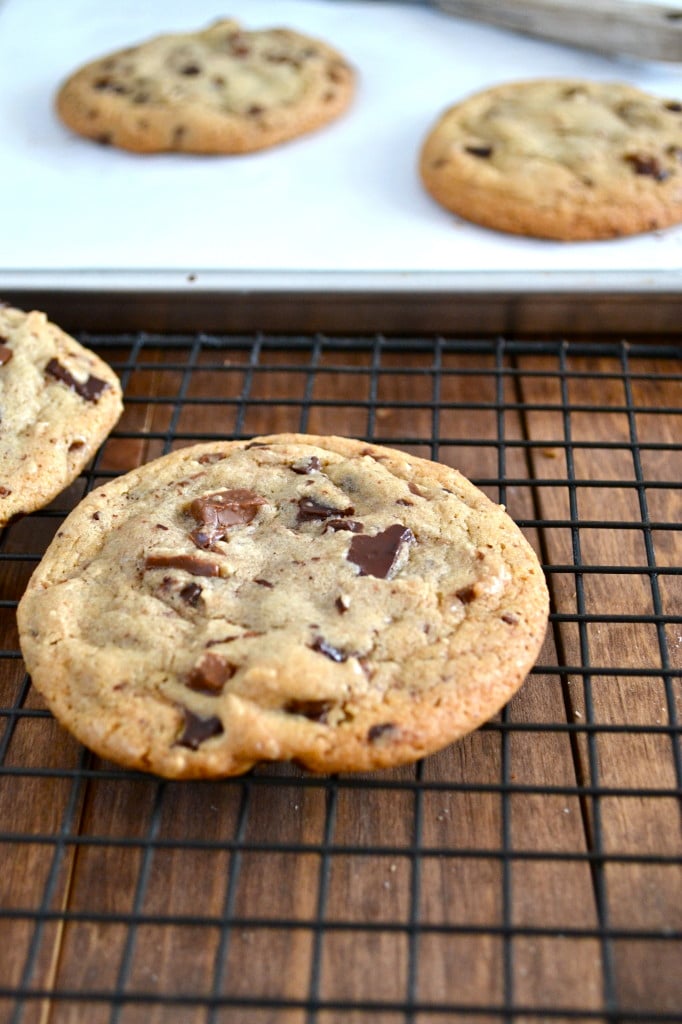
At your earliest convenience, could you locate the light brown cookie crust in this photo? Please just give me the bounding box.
[420,78,682,240]
[0,307,123,526]
[55,18,355,154]
[17,434,548,778]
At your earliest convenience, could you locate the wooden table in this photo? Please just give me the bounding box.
[1,329,680,1023]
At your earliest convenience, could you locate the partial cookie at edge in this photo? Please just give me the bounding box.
[419,78,682,240]
[0,306,123,526]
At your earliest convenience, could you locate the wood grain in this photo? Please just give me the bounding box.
[1,339,678,1024]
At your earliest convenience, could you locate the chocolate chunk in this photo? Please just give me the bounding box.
[188,488,266,548]
[465,145,493,158]
[310,636,349,662]
[0,486,12,497]
[179,582,202,606]
[455,584,478,604]
[292,456,322,475]
[368,722,399,743]
[284,698,334,722]
[324,519,364,533]
[297,497,354,523]
[664,101,682,112]
[180,64,201,75]
[335,595,351,614]
[254,578,274,588]
[176,708,224,749]
[45,359,109,401]
[501,612,519,625]
[247,104,265,116]
[625,153,670,181]
[0,345,12,366]
[347,524,414,579]
[197,452,227,465]
[93,77,127,94]
[145,553,221,577]
[187,652,235,694]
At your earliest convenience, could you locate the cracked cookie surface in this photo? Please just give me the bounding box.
[17,434,548,778]
[0,307,123,526]
[420,78,682,240]
[55,18,355,153]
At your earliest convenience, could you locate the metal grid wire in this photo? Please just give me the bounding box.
[0,332,680,1024]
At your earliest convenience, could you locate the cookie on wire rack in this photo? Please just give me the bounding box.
[55,18,355,154]
[18,434,548,778]
[0,306,123,527]
[419,78,682,240]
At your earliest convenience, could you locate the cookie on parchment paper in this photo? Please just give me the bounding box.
[419,78,682,240]
[0,306,123,527]
[18,434,548,778]
[55,18,355,154]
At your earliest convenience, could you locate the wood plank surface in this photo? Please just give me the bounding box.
[516,350,682,1020]
[1,338,679,1024]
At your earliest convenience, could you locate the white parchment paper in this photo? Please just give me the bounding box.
[1,0,681,288]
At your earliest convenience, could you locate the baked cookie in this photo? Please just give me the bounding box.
[18,434,548,778]
[55,18,355,154]
[0,306,123,527]
[419,78,682,240]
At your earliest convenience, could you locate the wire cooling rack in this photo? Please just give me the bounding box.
[1,331,680,1024]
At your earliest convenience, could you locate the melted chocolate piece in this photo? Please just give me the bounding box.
[254,578,274,588]
[0,485,12,497]
[368,722,399,743]
[197,452,227,465]
[176,708,224,749]
[455,584,478,604]
[188,488,266,548]
[93,77,128,93]
[145,553,221,577]
[187,652,235,694]
[297,497,354,523]
[284,698,334,722]
[45,359,109,401]
[625,153,670,181]
[465,144,493,158]
[324,519,364,533]
[664,101,682,112]
[310,636,349,662]
[292,456,322,475]
[347,524,414,579]
[0,345,12,366]
[179,582,202,606]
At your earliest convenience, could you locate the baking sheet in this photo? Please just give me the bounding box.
[1,0,681,293]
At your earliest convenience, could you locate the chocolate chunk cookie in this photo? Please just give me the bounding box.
[55,18,355,153]
[17,434,548,778]
[0,306,123,526]
[420,78,682,240]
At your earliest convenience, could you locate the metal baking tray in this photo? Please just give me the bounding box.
[1,0,681,332]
